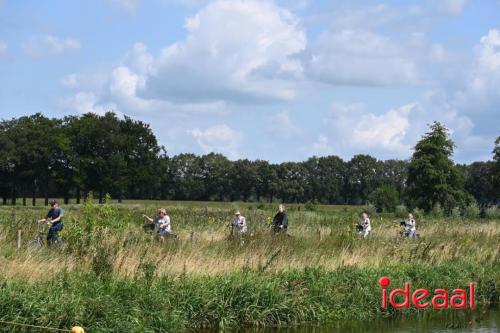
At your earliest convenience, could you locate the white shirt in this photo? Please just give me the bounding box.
[233,216,247,233]
[405,219,416,231]
[362,218,371,232]
[156,216,171,232]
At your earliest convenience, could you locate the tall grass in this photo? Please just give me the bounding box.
[0,199,499,331]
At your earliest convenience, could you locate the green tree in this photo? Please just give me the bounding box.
[493,137,500,200]
[66,113,127,203]
[229,159,257,201]
[199,153,231,201]
[304,156,345,204]
[463,161,496,205]
[369,185,399,213]
[406,122,471,212]
[0,120,15,204]
[344,154,381,205]
[254,160,278,203]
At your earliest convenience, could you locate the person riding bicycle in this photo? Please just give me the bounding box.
[231,211,247,235]
[357,211,372,238]
[37,199,64,245]
[143,208,173,241]
[402,213,417,238]
[272,204,288,234]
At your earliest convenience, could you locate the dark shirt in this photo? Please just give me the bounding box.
[273,211,288,229]
[46,207,64,225]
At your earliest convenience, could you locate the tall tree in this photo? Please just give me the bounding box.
[493,136,500,201]
[344,154,381,205]
[66,113,127,203]
[406,122,471,212]
[0,120,15,204]
[463,161,496,205]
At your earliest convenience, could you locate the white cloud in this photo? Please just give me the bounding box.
[468,29,500,96]
[438,0,469,15]
[452,29,500,135]
[123,43,153,74]
[268,111,302,139]
[23,35,81,58]
[142,0,306,103]
[310,134,333,155]
[189,124,242,158]
[324,102,413,155]
[348,104,412,151]
[64,92,117,116]
[305,29,419,86]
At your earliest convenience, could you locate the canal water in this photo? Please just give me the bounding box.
[233,308,499,333]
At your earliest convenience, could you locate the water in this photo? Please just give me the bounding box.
[233,308,500,333]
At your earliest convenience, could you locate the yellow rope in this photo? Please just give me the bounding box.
[0,319,71,332]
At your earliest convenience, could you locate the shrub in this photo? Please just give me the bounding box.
[431,203,444,218]
[451,207,462,219]
[464,203,480,219]
[304,200,318,211]
[412,208,424,220]
[484,206,500,219]
[395,205,407,218]
[368,185,399,213]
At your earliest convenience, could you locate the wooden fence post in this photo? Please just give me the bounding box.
[17,229,22,249]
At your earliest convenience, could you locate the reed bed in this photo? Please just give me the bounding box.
[0,201,498,331]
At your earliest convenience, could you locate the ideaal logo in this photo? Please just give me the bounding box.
[379,276,475,309]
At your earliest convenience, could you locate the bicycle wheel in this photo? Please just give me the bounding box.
[28,238,44,248]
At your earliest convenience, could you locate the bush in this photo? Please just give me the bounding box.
[431,203,444,218]
[304,200,318,211]
[485,206,500,219]
[395,205,407,218]
[368,185,399,213]
[412,208,424,220]
[464,203,480,219]
[451,207,462,219]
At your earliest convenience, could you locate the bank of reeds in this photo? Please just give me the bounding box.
[0,200,498,331]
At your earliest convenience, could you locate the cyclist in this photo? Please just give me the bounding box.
[143,208,173,241]
[37,199,64,245]
[272,204,288,234]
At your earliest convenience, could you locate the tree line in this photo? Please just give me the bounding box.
[0,113,498,211]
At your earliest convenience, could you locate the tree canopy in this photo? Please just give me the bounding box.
[0,114,497,207]
[405,122,473,212]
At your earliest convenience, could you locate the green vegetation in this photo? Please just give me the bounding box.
[406,122,473,212]
[0,200,498,331]
[1,115,499,209]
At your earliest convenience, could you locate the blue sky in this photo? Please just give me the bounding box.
[0,0,499,163]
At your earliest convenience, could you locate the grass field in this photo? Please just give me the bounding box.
[0,199,499,331]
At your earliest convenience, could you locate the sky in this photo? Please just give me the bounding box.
[0,0,499,163]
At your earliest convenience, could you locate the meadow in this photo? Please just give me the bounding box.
[0,199,499,332]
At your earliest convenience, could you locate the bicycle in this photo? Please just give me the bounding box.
[28,219,50,248]
[28,219,65,247]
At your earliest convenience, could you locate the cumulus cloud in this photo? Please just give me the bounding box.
[267,111,302,139]
[23,35,81,58]
[64,92,117,115]
[141,0,306,103]
[331,103,413,152]
[308,102,414,159]
[304,29,419,86]
[189,124,242,158]
[452,29,500,136]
